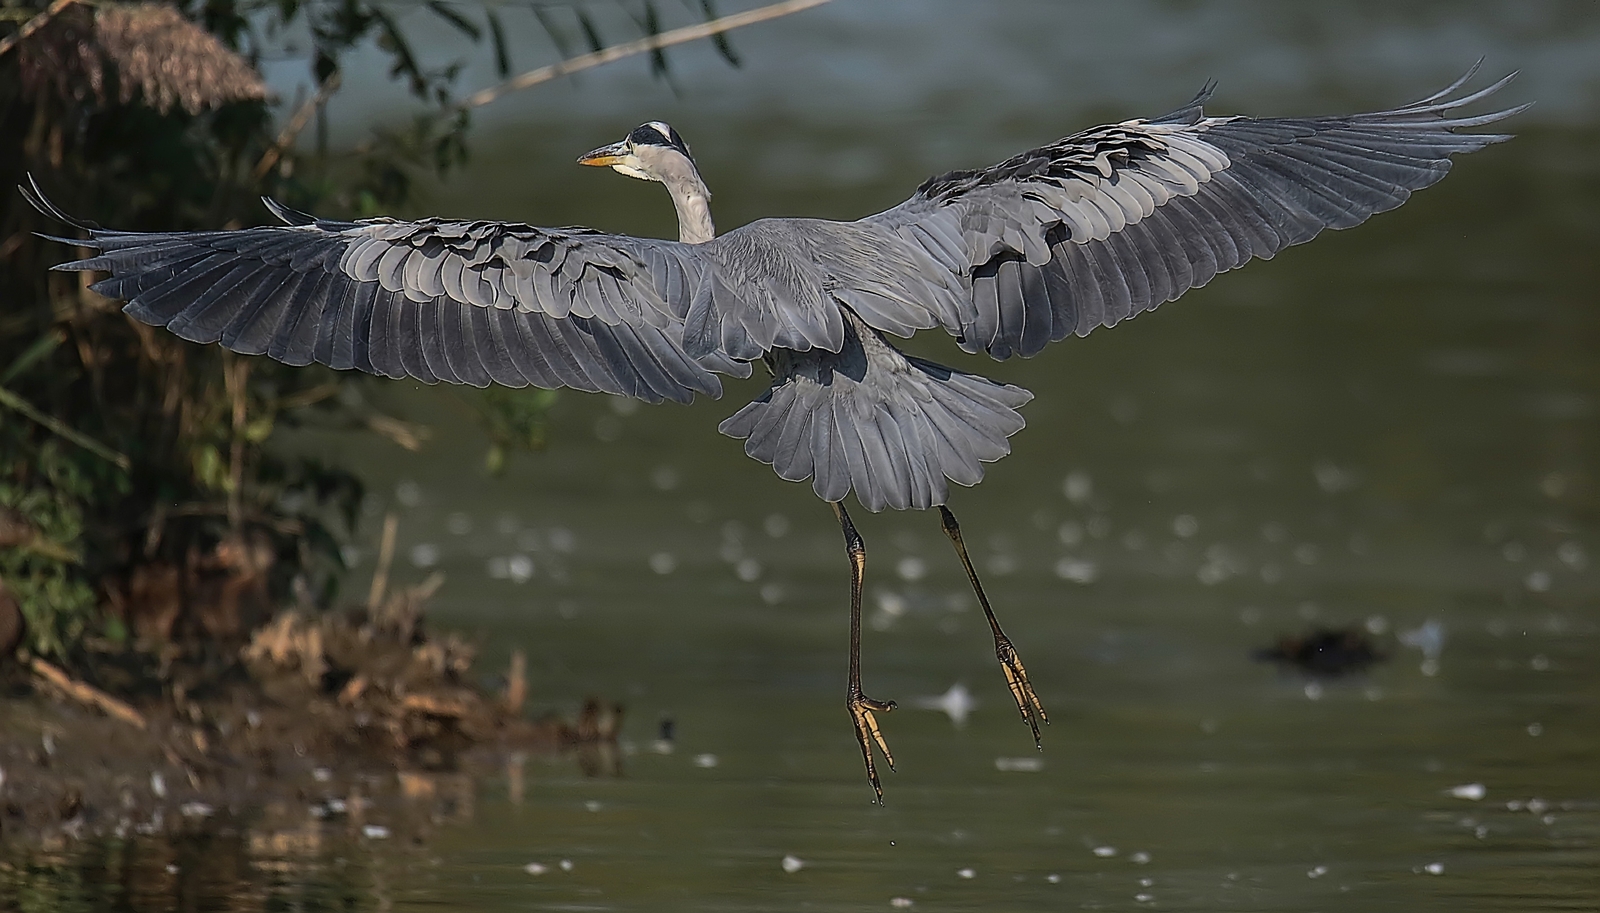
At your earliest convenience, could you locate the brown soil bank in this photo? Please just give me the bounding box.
[0,582,621,845]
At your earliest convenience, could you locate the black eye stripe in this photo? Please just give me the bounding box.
[627,123,691,157]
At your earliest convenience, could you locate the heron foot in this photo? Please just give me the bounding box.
[995,635,1048,749]
[849,689,896,803]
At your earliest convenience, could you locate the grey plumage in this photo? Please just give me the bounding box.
[27,65,1523,511]
[720,311,1031,511]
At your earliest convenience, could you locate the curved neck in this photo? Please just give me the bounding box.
[667,172,715,244]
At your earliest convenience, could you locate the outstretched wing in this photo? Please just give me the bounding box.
[863,64,1527,360]
[23,181,749,404]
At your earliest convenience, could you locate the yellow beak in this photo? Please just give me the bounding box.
[577,140,629,167]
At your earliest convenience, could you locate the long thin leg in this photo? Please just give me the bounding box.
[833,501,895,802]
[938,505,1048,749]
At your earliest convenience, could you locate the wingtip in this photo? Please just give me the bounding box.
[18,173,96,230]
[261,195,318,226]
[1152,78,1219,125]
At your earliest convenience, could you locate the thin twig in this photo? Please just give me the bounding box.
[0,384,131,470]
[223,354,250,530]
[252,72,341,182]
[367,511,399,610]
[460,0,833,111]
[274,380,340,411]
[0,0,76,60]
[503,648,526,714]
[365,413,430,451]
[29,656,148,729]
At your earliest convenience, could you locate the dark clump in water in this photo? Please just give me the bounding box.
[1253,627,1387,677]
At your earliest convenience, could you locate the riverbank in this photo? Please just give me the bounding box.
[0,581,620,846]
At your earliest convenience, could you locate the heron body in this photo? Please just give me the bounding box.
[28,67,1522,801]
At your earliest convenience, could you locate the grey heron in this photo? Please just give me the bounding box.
[26,65,1522,801]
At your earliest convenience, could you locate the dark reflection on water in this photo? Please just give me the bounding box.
[12,3,1600,910]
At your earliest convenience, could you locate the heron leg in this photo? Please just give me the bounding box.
[833,501,895,803]
[938,505,1047,749]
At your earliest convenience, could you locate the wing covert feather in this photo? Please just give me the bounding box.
[863,66,1523,359]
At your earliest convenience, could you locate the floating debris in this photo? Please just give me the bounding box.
[896,556,927,581]
[913,683,976,728]
[652,718,676,754]
[1054,557,1098,584]
[362,824,390,839]
[1093,846,1117,858]
[994,757,1043,773]
[1399,619,1446,676]
[956,867,976,879]
[1254,626,1386,677]
[694,753,718,768]
[1449,783,1486,801]
[781,854,805,873]
[507,555,535,583]
[524,862,548,875]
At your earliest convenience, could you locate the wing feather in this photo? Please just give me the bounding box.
[38,199,738,402]
[865,67,1521,359]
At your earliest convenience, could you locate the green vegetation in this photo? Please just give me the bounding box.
[0,0,739,662]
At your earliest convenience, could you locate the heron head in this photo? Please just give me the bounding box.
[578,121,696,182]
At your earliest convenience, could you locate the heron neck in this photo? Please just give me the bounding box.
[667,173,715,244]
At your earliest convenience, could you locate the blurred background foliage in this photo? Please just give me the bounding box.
[0,0,739,662]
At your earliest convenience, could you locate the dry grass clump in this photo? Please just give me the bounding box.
[95,4,268,113]
[17,2,267,114]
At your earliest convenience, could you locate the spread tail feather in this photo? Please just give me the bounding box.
[719,314,1031,511]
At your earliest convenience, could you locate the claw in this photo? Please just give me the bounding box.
[996,636,1048,749]
[850,692,896,802]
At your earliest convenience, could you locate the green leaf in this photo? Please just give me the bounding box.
[426,1,482,41]
[700,0,743,67]
[103,614,128,646]
[370,7,425,94]
[643,2,667,77]
[243,416,275,443]
[194,444,228,492]
[486,8,511,77]
[530,4,574,60]
[1,330,62,385]
[576,10,604,53]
